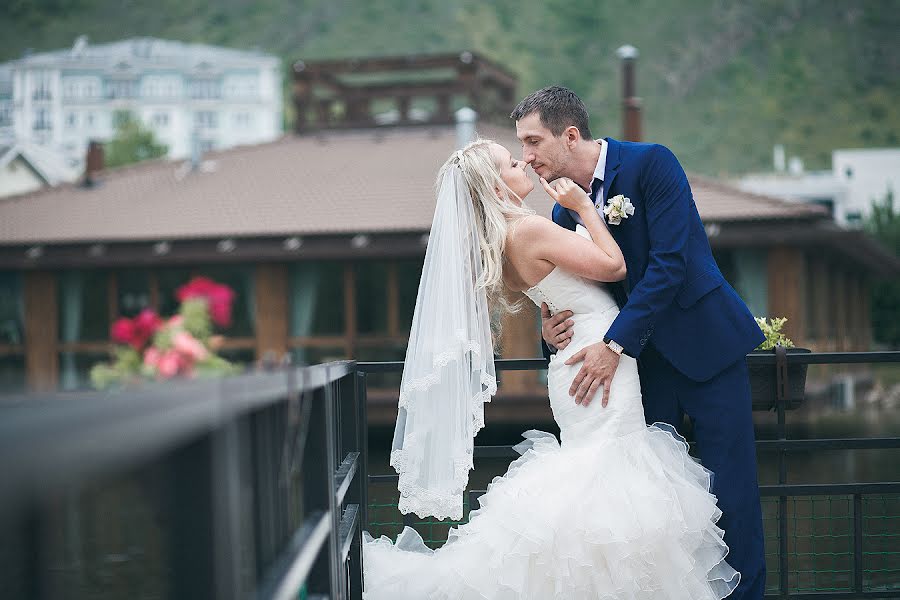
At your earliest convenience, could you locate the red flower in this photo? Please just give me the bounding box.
[111,317,137,348]
[133,308,162,347]
[176,276,236,328]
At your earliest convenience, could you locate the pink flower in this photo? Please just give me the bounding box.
[157,350,182,378]
[111,317,137,348]
[176,276,236,328]
[143,347,161,368]
[168,315,184,328]
[173,331,209,362]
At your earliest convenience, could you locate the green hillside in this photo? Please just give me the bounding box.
[2,0,897,175]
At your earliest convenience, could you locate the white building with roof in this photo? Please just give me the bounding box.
[0,36,282,169]
[738,146,899,227]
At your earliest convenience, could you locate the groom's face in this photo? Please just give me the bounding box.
[515,112,571,183]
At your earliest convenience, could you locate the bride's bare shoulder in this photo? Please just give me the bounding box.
[509,214,555,241]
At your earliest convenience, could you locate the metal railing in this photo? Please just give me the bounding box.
[0,361,365,600]
[359,351,900,599]
[1,352,896,599]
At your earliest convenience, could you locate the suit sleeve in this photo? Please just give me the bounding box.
[604,145,691,357]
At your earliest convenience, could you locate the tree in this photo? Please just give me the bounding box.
[104,112,168,168]
[866,189,900,348]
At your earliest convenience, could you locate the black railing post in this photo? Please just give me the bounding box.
[776,344,790,597]
[168,435,216,600]
[323,367,344,599]
[853,493,864,593]
[302,374,333,595]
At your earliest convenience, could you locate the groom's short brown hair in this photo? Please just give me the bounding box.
[510,86,593,141]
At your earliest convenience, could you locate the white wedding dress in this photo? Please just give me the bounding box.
[363,227,740,599]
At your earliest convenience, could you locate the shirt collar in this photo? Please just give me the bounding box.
[592,138,607,183]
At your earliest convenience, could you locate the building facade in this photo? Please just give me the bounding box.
[0,36,283,169]
[738,148,900,227]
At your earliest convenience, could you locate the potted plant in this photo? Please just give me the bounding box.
[748,317,811,410]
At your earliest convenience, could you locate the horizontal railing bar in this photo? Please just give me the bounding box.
[757,438,900,451]
[256,510,332,600]
[759,482,900,496]
[335,452,360,507]
[763,592,900,599]
[339,504,360,562]
[747,351,900,365]
[368,474,399,484]
[0,361,359,512]
[356,358,548,373]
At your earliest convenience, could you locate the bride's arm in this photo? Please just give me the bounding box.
[514,213,626,283]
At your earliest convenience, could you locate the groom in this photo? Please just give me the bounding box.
[512,86,767,598]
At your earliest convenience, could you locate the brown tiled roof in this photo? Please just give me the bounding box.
[0,127,826,245]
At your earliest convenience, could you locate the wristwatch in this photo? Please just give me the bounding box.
[603,336,624,356]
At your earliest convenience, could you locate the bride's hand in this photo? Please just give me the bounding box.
[540,177,592,213]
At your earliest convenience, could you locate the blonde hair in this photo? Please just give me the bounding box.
[437,138,534,324]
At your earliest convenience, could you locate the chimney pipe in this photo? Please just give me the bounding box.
[83,140,104,187]
[455,107,477,149]
[616,45,641,142]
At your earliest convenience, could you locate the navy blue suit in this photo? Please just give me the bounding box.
[543,138,767,598]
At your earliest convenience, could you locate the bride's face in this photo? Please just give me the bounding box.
[492,144,533,203]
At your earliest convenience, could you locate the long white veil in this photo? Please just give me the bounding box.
[390,159,497,521]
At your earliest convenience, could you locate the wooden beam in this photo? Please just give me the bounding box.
[23,271,58,392]
[254,265,289,362]
[767,247,804,345]
[344,264,356,359]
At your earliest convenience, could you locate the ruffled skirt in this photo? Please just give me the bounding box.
[363,424,739,599]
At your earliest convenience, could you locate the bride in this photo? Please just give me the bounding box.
[363,139,740,599]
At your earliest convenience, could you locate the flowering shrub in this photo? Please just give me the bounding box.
[90,277,241,389]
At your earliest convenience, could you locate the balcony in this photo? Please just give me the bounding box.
[1,351,898,598]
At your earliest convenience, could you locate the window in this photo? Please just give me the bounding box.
[0,105,11,127]
[0,272,23,346]
[66,112,77,127]
[85,112,95,127]
[189,79,221,99]
[32,71,52,100]
[356,262,389,335]
[107,80,137,99]
[57,270,110,343]
[289,261,345,337]
[33,108,51,130]
[397,258,424,331]
[234,112,253,128]
[152,112,170,127]
[194,111,218,129]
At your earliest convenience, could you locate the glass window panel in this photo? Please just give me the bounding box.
[116,270,151,318]
[355,262,389,335]
[290,346,347,367]
[217,347,254,374]
[0,355,26,395]
[157,267,193,317]
[354,344,406,389]
[0,271,24,345]
[289,262,345,336]
[57,270,109,342]
[397,258,424,332]
[57,353,109,391]
[194,265,256,337]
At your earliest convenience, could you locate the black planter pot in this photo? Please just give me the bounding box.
[748,347,811,411]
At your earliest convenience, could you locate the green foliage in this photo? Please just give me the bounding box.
[180,298,213,341]
[1,1,896,175]
[755,317,795,351]
[866,190,900,348]
[104,112,168,168]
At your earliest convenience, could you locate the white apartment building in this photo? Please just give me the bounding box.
[0,36,283,170]
[738,146,899,227]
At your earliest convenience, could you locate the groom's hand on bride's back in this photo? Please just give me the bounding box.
[541,302,574,350]
[565,342,620,408]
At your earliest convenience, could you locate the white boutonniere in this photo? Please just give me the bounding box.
[603,194,635,225]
